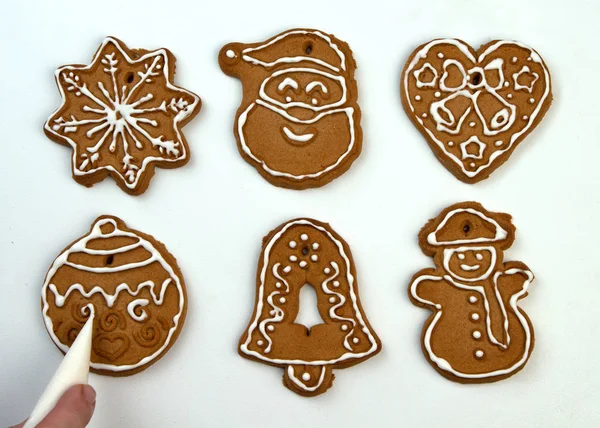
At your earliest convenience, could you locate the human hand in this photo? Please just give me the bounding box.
[12,384,96,428]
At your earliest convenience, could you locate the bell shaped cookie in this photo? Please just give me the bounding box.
[239,218,381,396]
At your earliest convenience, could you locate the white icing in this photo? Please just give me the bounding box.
[286,365,326,392]
[44,37,200,190]
[459,136,485,160]
[302,372,311,381]
[237,101,355,180]
[242,30,346,72]
[476,253,484,261]
[289,255,297,262]
[473,331,482,339]
[444,247,497,282]
[414,63,438,88]
[312,243,319,250]
[240,220,378,365]
[306,81,328,94]
[333,281,340,287]
[226,49,236,59]
[299,261,308,268]
[282,126,315,143]
[301,234,309,241]
[469,296,478,303]
[277,77,299,92]
[410,268,533,379]
[41,218,185,372]
[260,68,347,112]
[471,313,480,321]
[311,255,318,262]
[289,241,297,248]
[512,65,539,93]
[403,39,551,178]
[427,208,508,246]
[127,298,149,322]
[475,350,484,358]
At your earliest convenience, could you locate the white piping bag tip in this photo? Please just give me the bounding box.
[24,305,95,428]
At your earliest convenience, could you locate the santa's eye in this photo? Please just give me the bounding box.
[458,253,466,260]
[277,77,299,93]
[306,80,328,95]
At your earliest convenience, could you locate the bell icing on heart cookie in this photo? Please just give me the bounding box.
[41,216,187,376]
[44,37,201,195]
[408,202,535,383]
[239,218,381,396]
[401,39,552,183]
[219,29,362,189]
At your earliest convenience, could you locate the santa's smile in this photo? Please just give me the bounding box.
[282,126,317,144]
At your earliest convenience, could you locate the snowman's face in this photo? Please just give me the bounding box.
[259,68,347,117]
[443,246,497,282]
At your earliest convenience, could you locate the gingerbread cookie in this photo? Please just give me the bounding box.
[401,39,552,183]
[239,218,381,396]
[44,37,201,195]
[219,29,362,189]
[41,216,187,376]
[408,202,535,383]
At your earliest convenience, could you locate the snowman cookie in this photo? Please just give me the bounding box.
[41,216,187,376]
[408,202,535,383]
[239,218,381,396]
[44,37,201,195]
[401,39,552,183]
[219,29,362,189]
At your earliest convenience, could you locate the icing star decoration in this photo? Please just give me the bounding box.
[44,37,201,195]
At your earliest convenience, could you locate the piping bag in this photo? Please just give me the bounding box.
[24,307,95,428]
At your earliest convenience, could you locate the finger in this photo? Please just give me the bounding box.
[37,384,96,428]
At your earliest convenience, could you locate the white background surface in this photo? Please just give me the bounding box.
[1,0,599,426]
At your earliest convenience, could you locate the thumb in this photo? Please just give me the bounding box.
[36,384,96,428]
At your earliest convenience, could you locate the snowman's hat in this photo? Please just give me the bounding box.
[240,29,349,74]
[419,202,515,252]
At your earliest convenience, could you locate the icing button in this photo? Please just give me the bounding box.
[472,330,482,339]
[475,350,484,359]
[468,295,477,304]
[471,313,480,321]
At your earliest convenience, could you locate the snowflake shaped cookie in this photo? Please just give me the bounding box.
[44,37,201,195]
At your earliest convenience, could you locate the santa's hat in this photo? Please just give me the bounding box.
[241,29,349,74]
[418,202,515,253]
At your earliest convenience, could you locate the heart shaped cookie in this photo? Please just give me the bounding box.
[401,39,552,183]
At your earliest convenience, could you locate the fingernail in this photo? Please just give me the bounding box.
[81,385,96,405]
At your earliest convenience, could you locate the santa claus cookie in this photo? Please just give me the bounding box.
[219,29,362,189]
[401,39,552,183]
[41,216,187,376]
[408,202,535,383]
[44,37,201,195]
[239,218,381,396]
